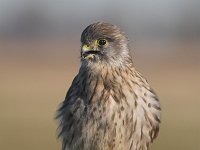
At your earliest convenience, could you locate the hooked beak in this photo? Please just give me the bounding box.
[81,44,100,59]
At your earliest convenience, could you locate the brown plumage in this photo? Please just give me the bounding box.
[57,22,161,150]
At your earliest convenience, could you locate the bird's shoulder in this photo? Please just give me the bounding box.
[57,75,83,116]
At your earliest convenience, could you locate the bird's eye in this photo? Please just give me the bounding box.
[97,39,107,46]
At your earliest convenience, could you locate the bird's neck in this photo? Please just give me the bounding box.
[80,57,135,79]
[78,61,136,104]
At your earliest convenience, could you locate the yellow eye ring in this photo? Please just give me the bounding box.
[96,39,108,46]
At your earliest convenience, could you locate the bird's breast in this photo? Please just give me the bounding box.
[60,69,160,150]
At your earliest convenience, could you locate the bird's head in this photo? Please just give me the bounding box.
[80,22,131,66]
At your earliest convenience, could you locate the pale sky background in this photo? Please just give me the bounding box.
[0,0,200,39]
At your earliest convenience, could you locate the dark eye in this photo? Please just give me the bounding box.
[97,39,107,46]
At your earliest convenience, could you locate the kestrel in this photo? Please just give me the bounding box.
[57,22,161,150]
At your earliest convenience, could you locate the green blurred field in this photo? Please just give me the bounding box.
[0,40,199,150]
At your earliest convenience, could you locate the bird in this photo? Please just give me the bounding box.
[57,22,161,150]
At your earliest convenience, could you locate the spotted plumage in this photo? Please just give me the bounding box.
[57,22,161,150]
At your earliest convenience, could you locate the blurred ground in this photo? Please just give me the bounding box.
[0,39,199,150]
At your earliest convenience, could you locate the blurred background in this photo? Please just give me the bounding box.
[0,0,199,150]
